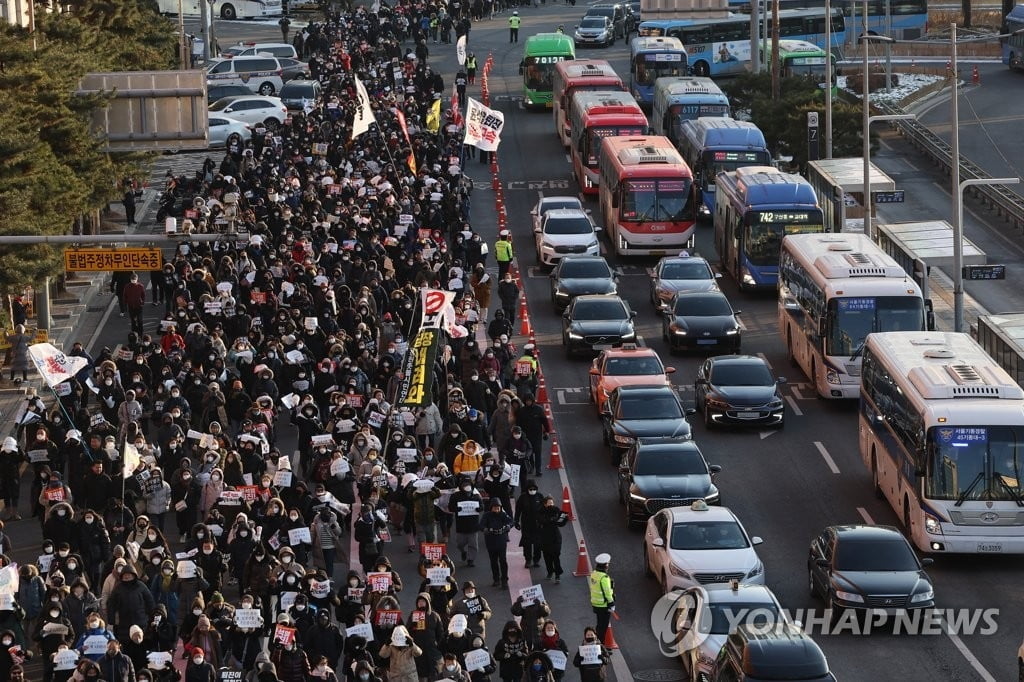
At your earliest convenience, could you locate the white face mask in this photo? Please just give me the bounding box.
[464,591,476,599]
[289,514,299,521]
[58,550,69,557]
[193,609,202,616]
[67,562,77,570]
[282,556,292,564]
[49,610,59,618]
[545,629,556,636]
[193,657,204,665]
[147,533,157,541]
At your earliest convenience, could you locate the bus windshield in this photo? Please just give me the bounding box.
[524,56,567,92]
[586,126,646,166]
[825,296,926,357]
[743,213,823,266]
[701,150,771,189]
[926,426,1024,502]
[634,55,687,85]
[621,179,692,222]
[784,56,831,80]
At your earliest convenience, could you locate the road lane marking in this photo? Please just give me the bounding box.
[814,441,840,474]
[757,352,774,370]
[564,153,571,163]
[942,621,998,682]
[784,395,803,416]
[856,507,875,524]
[791,386,806,401]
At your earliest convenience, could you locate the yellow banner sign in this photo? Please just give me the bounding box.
[64,248,163,272]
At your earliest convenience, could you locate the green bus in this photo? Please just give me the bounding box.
[522,33,576,109]
[775,39,836,95]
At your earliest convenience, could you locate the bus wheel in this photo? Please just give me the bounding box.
[692,61,710,77]
[220,3,237,19]
[903,497,911,531]
[787,328,798,367]
[872,453,883,499]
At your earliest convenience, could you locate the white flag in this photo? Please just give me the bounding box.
[123,443,141,480]
[351,76,377,139]
[27,343,88,388]
[463,98,504,152]
[457,35,467,66]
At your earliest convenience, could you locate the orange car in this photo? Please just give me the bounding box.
[588,344,676,415]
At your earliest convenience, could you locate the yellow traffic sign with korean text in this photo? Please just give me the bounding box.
[64,248,163,272]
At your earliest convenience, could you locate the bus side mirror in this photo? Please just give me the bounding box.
[925,299,936,331]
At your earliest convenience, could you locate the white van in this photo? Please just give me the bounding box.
[206,55,286,96]
[224,42,298,59]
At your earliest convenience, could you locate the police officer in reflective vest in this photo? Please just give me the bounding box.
[495,229,514,278]
[509,11,521,43]
[589,553,615,643]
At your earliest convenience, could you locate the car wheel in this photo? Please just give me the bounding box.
[601,423,609,445]
[262,117,280,131]
[826,591,841,625]
[220,2,237,19]
[903,497,912,531]
[643,545,653,578]
[258,82,276,96]
[1018,658,1024,682]
[692,60,710,77]
[625,504,638,530]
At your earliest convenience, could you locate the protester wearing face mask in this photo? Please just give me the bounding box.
[572,626,612,681]
[198,468,225,518]
[184,645,217,682]
[448,475,482,568]
[170,464,201,544]
[451,580,493,640]
[378,624,422,682]
[74,612,116,662]
[513,480,544,570]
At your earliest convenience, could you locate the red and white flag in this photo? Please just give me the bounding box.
[28,343,88,388]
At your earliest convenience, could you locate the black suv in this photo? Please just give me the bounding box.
[602,385,692,464]
[712,623,836,682]
[585,4,628,39]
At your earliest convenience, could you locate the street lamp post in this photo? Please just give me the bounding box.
[954,178,1021,331]
[825,0,832,157]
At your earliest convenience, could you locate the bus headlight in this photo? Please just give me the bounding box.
[825,367,841,385]
[740,268,756,286]
[924,514,943,535]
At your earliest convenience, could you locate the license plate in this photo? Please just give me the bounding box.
[977,543,1003,552]
[593,344,612,351]
[737,411,760,419]
[697,339,717,345]
[649,250,666,257]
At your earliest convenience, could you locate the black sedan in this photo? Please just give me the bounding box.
[618,438,721,528]
[694,355,785,429]
[808,525,934,624]
[662,291,741,353]
[602,385,693,465]
[550,255,618,312]
[562,295,637,358]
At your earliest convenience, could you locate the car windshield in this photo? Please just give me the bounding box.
[673,296,731,316]
[706,603,780,635]
[635,448,705,476]
[588,8,614,19]
[208,98,236,112]
[661,261,712,280]
[281,82,315,97]
[540,200,580,214]
[559,260,611,278]
[709,362,774,386]
[572,300,627,321]
[619,394,681,419]
[670,520,749,550]
[580,17,606,28]
[546,217,594,235]
[834,538,919,572]
[604,356,663,376]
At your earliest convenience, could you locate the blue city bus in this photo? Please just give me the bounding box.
[629,36,688,110]
[729,0,927,41]
[639,8,846,78]
[714,166,824,291]
[675,118,771,219]
[651,77,730,149]
[1004,4,1024,70]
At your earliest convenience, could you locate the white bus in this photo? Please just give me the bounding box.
[157,0,282,20]
[778,233,929,398]
[860,332,1024,554]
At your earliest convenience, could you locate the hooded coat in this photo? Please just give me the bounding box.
[409,592,445,677]
[378,626,422,682]
[105,567,156,641]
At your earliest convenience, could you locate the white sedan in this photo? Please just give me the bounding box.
[531,195,584,233]
[535,208,601,266]
[643,501,764,593]
[209,95,288,130]
[208,115,251,149]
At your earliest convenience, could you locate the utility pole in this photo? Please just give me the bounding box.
[825,0,833,157]
[199,0,211,62]
[770,0,780,99]
[885,0,893,92]
[750,0,760,74]
[178,0,189,68]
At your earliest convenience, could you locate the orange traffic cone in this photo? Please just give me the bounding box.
[537,375,549,404]
[603,622,619,649]
[520,311,532,337]
[547,437,563,470]
[561,485,575,520]
[572,539,591,576]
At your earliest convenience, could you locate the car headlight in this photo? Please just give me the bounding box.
[555,290,570,299]
[910,589,934,603]
[613,434,634,445]
[568,330,583,340]
[740,268,756,286]
[745,560,764,579]
[621,330,636,341]
[656,286,672,301]
[668,564,692,579]
[629,491,647,502]
[834,590,864,604]
[541,241,555,250]
[706,398,729,411]
[825,367,841,385]
[725,327,739,335]
[587,240,599,250]
[672,327,687,336]
[698,204,711,216]
[704,490,719,504]
[924,514,942,535]
[768,398,784,409]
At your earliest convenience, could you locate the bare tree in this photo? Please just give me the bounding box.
[962,0,972,28]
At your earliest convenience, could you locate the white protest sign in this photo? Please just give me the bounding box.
[234,608,262,629]
[457,500,480,517]
[330,458,350,476]
[288,527,311,545]
[546,650,567,671]
[465,648,490,672]
[82,635,109,656]
[273,470,293,487]
[279,591,297,611]
[519,584,545,606]
[396,447,418,463]
[175,560,196,579]
[310,579,331,599]
[464,98,504,152]
[54,648,79,670]
[579,644,602,665]
[346,622,373,640]
[311,434,335,447]
[426,566,450,586]
[509,464,521,488]
[146,651,173,669]
[281,393,300,409]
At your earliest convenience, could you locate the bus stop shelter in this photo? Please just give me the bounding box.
[806,158,896,233]
[975,313,1024,387]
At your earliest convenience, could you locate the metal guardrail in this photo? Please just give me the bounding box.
[873,99,1024,233]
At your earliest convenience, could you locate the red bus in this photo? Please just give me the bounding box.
[569,91,647,196]
[598,136,697,256]
[552,60,625,148]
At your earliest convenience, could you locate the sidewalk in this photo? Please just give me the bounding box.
[925,267,989,333]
